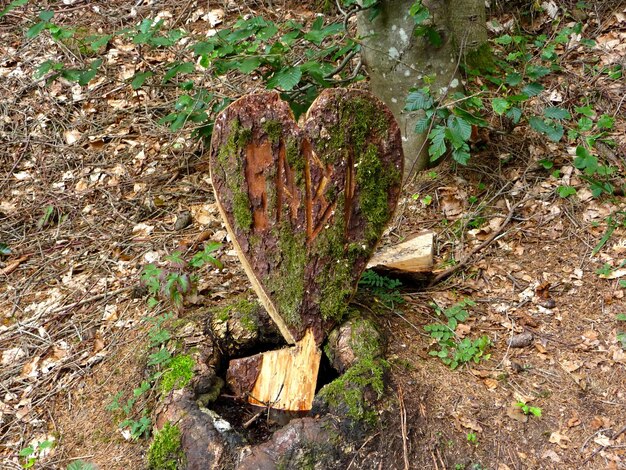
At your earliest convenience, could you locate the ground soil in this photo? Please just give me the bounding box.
[1,1,626,469]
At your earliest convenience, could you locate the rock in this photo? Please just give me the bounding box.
[325,317,384,374]
[236,417,341,470]
[174,211,193,230]
[154,390,240,470]
[507,332,533,348]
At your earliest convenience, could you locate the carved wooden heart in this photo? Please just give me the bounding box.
[209,89,403,345]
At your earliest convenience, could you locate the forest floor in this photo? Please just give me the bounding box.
[1,0,626,469]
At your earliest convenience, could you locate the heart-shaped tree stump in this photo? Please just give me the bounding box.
[209,88,403,410]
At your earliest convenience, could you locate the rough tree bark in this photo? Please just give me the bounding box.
[357,0,488,176]
[209,89,403,410]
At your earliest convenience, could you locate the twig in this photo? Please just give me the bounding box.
[428,197,530,287]
[581,423,626,465]
[398,386,410,470]
[1,287,133,334]
[346,433,379,470]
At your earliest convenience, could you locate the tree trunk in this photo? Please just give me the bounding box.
[210,89,403,410]
[358,0,487,177]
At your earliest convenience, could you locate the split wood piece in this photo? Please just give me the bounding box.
[209,89,403,346]
[367,232,434,273]
[227,329,320,411]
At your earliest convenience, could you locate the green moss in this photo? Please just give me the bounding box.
[270,225,306,328]
[349,318,382,359]
[217,119,253,231]
[160,354,194,393]
[319,356,389,425]
[147,422,185,470]
[320,318,387,424]
[263,119,282,145]
[356,144,400,242]
[324,97,389,165]
[464,42,494,72]
[286,137,304,186]
[213,298,258,329]
[233,191,253,231]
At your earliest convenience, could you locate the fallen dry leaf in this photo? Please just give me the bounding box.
[549,431,571,448]
[506,404,528,423]
[483,378,498,390]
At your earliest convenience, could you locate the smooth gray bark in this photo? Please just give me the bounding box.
[358,0,487,177]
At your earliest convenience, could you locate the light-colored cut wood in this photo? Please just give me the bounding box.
[367,232,434,272]
[227,329,321,411]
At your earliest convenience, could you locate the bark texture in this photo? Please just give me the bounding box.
[358,0,487,175]
[209,89,403,346]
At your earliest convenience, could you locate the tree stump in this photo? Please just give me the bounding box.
[209,89,403,410]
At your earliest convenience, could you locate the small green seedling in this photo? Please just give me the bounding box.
[516,401,542,417]
[467,432,478,444]
[19,440,54,469]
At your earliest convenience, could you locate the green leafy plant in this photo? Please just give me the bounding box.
[19,440,54,469]
[0,242,11,257]
[66,461,97,470]
[358,270,404,309]
[466,432,478,444]
[515,401,542,417]
[141,243,222,307]
[425,299,491,369]
[0,0,28,18]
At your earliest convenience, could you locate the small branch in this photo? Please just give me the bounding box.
[581,423,626,465]
[398,386,410,470]
[428,197,530,287]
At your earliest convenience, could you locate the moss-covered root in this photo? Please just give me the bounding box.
[317,317,388,425]
[147,422,185,470]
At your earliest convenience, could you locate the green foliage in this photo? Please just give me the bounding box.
[66,461,97,470]
[148,422,185,470]
[515,401,542,417]
[405,86,482,165]
[0,242,11,257]
[0,0,28,19]
[425,299,491,369]
[25,6,361,141]
[141,243,221,307]
[358,270,404,309]
[19,440,54,469]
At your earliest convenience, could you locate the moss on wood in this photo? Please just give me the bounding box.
[269,224,306,328]
[356,144,400,242]
[147,422,185,470]
[217,119,253,231]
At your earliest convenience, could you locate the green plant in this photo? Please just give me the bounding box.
[148,422,185,470]
[141,243,222,307]
[358,270,404,309]
[592,211,626,256]
[19,440,54,469]
[466,432,478,444]
[425,299,491,369]
[515,401,542,417]
[66,461,97,470]
[0,242,11,257]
